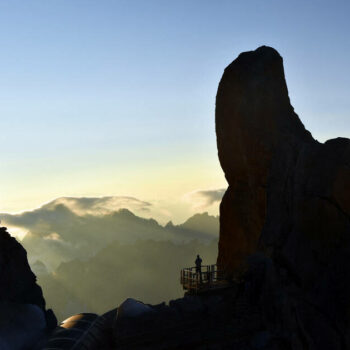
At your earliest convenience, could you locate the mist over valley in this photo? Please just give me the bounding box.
[1,196,220,321]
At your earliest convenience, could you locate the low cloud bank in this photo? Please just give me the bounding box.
[43,196,152,216]
[1,196,220,270]
[184,188,226,209]
[0,194,221,321]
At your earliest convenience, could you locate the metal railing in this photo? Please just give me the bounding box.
[180,264,226,292]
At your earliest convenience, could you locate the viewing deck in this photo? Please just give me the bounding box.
[180,264,229,293]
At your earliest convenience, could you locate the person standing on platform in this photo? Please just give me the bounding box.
[195,254,203,283]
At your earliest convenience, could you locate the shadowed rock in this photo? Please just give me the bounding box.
[216,46,350,348]
[216,46,314,274]
[0,226,57,348]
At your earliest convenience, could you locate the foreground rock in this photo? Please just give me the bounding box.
[216,46,350,348]
[43,287,306,349]
[0,227,57,349]
[44,289,274,350]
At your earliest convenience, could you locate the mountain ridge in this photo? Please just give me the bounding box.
[1,199,219,271]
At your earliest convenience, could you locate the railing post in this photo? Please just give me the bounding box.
[181,264,225,292]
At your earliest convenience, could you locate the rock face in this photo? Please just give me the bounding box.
[216,46,350,347]
[0,227,46,307]
[0,226,57,348]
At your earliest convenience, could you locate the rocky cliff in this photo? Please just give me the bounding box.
[216,46,350,348]
[0,226,56,349]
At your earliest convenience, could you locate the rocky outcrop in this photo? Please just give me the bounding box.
[216,46,350,348]
[0,226,57,348]
[43,312,115,350]
[216,46,312,274]
[43,290,268,350]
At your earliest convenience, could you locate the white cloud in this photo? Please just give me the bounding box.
[43,196,152,216]
[43,233,62,241]
[184,188,226,209]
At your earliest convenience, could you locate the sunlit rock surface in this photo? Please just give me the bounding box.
[43,312,114,350]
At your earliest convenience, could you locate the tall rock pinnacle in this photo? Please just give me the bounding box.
[216,46,313,275]
[216,46,350,340]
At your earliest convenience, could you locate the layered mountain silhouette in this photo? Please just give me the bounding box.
[1,198,219,322]
[39,239,218,322]
[1,197,219,270]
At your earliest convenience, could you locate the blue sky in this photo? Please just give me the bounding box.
[0,0,349,219]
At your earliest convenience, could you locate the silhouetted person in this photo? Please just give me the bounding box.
[195,254,202,283]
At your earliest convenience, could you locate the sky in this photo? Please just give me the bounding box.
[0,0,349,223]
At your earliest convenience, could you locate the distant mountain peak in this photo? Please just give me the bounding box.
[165,220,174,228]
[166,212,219,239]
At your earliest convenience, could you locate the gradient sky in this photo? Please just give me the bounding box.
[0,0,349,221]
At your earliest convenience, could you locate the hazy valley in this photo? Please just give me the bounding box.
[1,197,219,321]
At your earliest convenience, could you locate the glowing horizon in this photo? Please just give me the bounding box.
[0,1,349,223]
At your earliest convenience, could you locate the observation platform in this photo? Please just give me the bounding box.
[180,264,229,293]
